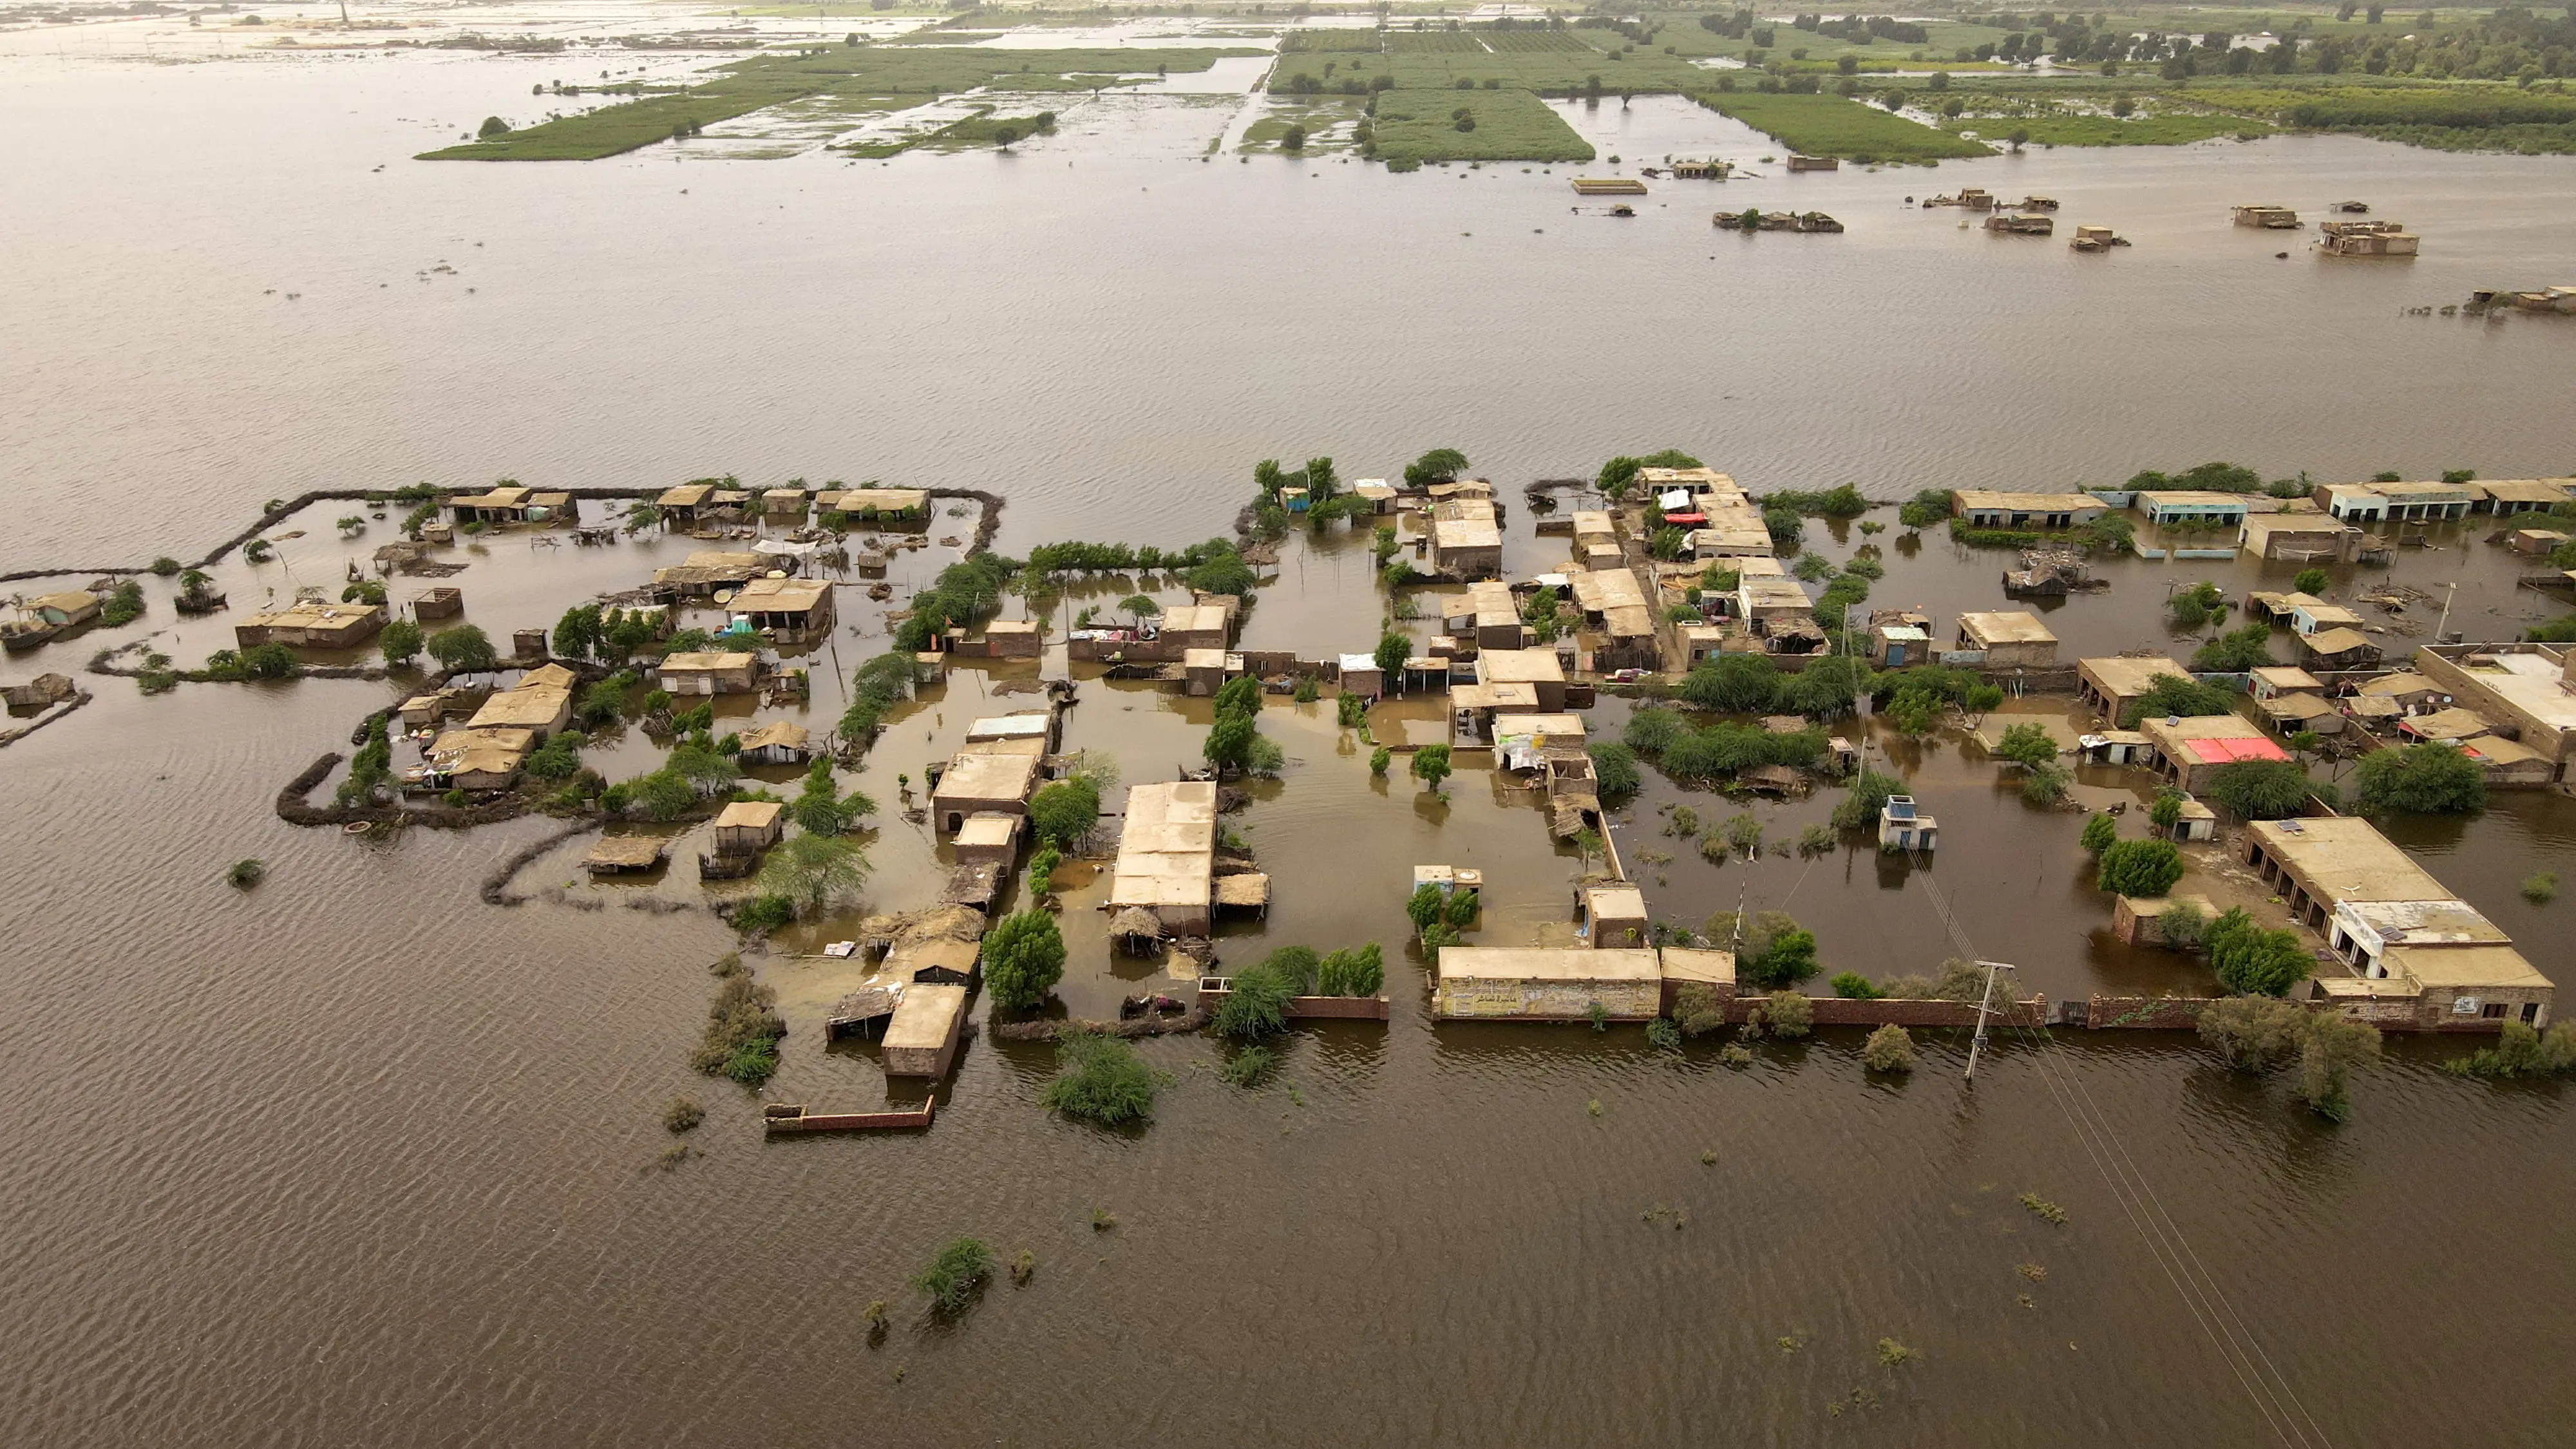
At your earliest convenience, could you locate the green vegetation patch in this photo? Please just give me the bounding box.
[1946,109,2264,147]
[422,45,1252,161]
[1698,91,1991,162]
[1370,87,1593,165]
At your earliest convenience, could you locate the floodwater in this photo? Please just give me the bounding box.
[8,19,2576,1449]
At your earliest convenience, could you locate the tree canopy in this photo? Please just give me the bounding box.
[1677,654,1781,713]
[2201,760,2320,820]
[983,911,1066,1011]
[2206,907,2312,997]
[2355,743,2485,815]
[2096,837,2184,898]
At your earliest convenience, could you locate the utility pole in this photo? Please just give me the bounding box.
[2435,580,2459,643]
[1964,960,2014,1083]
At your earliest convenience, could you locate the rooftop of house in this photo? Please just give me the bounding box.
[2474,478,2576,504]
[738,721,809,753]
[658,484,714,506]
[1478,649,1566,686]
[1658,947,1736,985]
[714,800,784,830]
[2383,943,2553,991]
[2359,670,2439,698]
[1953,489,2103,511]
[1437,947,1662,983]
[2136,490,2253,508]
[1492,713,1586,741]
[1432,517,1504,549]
[1958,611,2056,645]
[2402,706,2493,741]
[933,751,1042,802]
[954,813,1021,848]
[465,682,571,730]
[2337,896,2511,947]
[661,650,757,672]
[2302,627,2376,658]
[884,982,968,1052]
[985,619,1039,637]
[826,486,929,511]
[2436,648,2576,730]
[2251,665,2324,690]
[1450,681,1541,712]
[1584,884,1648,920]
[2141,714,2286,764]
[965,713,1051,741]
[732,576,831,612]
[427,726,535,774]
[1160,603,1231,635]
[1108,781,1217,911]
[2247,817,2450,904]
[242,600,384,630]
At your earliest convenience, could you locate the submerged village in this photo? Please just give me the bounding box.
[11,455,2576,1142]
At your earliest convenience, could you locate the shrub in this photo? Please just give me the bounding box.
[983,911,1066,1011]
[1042,1031,1160,1126]
[2523,871,2559,904]
[425,623,497,673]
[662,1097,703,1133]
[2121,674,2238,727]
[225,858,266,889]
[2206,908,2311,996]
[1678,654,1781,713]
[1990,722,2060,770]
[1862,1024,1916,1073]
[1624,706,1684,755]
[2355,743,2485,815]
[1217,1045,1278,1087]
[2096,838,2183,898]
[1587,742,1640,802]
[729,893,795,934]
[2445,1020,2576,1079]
[1830,972,1882,999]
[1214,961,1297,1039]
[2159,899,2209,949]
[1673,982,1727,1037]
[1368,745,1392,775]
[691,954,786,1085]
[1410,743,1453,793]
[2148,791,2185,831]
[1877,958,1990,1001]
[2192,621,2277,673]
[1830,769,1904,831]
[2020,762,2072,806]
[1761,989,1813,1038]
[915,1237,993,1314]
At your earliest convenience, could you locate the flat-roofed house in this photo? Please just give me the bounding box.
[2139,714,2289,791]
[464,670,574,735]
[1429,515,1504,580]
[657,650,759,696]
[729,576,836,644]
[1433,947,1662,1020]
[448,485,533,526]
[652,551,765,598]
[2076,654,2194,722]
[710,800,786,857]
[965,712,1057,749]
[1951,491,2107,529]
[982,620,1041,658]
[416,727,535,791]
[2412,643,2576,782]
[929,742,1043,835]
[1158,603,1235,652]
[2298,627,2380,670]
[2473,478,2576,516]
[1578,884,1649,951]
[2317,480,2477,522]
[882,982,969,1077]
[736,720,811,766]
[2239,514,2360,562]
[824,487,930,522]
[1452,580,1526,653]
[2136,491,2251,528]
[234,601,388,650]
[1955,611,2058,668]
[1476,647,1567,712]
[656,482,715,524]
[1106,781,1217,936]
[2247,665,2324,701]
[951,811,1023,868]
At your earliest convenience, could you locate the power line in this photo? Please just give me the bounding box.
[1908,855,2334,1449]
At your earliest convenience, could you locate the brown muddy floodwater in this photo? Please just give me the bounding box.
[8,30,2576,1449]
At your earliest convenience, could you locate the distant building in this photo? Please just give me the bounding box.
[2135,491,2251,528]
[656,650,759,696]
[1106,781,1218,936]
[1954,611,2059,668]
[234,600,388,650]
[1951,491,2107,529]
[2075,654,2193,722]
[2412,643,2576,783]
[2138,714,2289,791]
[729,576,836,644]
[1878,794,1937,852]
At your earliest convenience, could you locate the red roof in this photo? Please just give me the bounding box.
[2181,735,2289,764]
[1663,512,1708,526]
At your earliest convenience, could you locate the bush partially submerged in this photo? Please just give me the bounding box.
[914,1236,993,1315]
[1041,1030,1160,1126]
[691,953,786,1086]
[1861,1023,1916,1073]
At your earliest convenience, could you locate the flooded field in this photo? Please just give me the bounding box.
[8,12,2576,1448]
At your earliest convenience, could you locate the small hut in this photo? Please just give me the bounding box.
[1110,906,1166,956]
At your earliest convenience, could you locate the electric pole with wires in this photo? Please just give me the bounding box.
[1964,959,2016,1083]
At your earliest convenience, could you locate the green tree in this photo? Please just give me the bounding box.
[2206,907,2311,996]
[2292,568,2330,596]
[1403,448,1469,488]
[1410,743,1453,793]
[552,604,603,661]
[1624,706,1683,755]
[478,115,512,138]
[1587,741,1640,802]
[425,623,497,673]
[1993,721,2060,768]
[2354,743,2485,815]
[2148,791,2185,831]
[1204,714,1256,772]
[1678,654,1781,713]
[757,833,869,918]
[2192,621,2277,673]
[2080,811,2118,855]
[1374,631,1408,677]
[1368,744,1392,775]
[2122,673,2239,726]
[2201,760,2318,819]
[1119,593,1160,626]
[2096,838,2183,897]
[379,619,424,667]
[983,910,1066,1010]
[1214,960,1298,1038]
[1029,774,1103,846]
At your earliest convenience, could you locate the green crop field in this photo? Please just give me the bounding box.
[1698,92,1994,164]
[1368,87,1595,166]
[421,44,1256,160]
[1947,111,2266,146]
